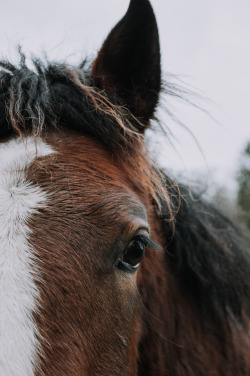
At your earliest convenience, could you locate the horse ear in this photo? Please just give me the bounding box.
[91,0,161,128]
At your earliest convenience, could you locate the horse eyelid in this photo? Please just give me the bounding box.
[136,234,162,251]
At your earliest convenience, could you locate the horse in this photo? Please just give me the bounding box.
[0,0,249,375]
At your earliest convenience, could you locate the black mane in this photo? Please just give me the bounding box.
[161,180,250,326]
[0,55,137,152]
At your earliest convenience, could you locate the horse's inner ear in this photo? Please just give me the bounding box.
[91,0,161,129]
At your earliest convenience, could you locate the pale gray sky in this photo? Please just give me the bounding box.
[1,0,250,194]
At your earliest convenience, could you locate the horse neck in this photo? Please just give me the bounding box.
[137,204,250,376]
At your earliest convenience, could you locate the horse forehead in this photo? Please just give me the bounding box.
[42,134,148,226]
[48,134,139,192]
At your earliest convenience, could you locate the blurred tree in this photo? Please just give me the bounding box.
[237,142,250,230]
[213,185,238,221]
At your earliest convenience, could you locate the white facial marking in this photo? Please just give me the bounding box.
[0,137,54,376]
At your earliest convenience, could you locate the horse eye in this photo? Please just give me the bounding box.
[118,237,147,272]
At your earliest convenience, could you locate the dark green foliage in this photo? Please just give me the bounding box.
[237,143,250,229]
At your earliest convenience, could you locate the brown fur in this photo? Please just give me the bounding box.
[23,130,250,376]
[138,247,250,375]
[26,132,150,375]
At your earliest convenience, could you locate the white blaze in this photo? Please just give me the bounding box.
[0,137,54,376]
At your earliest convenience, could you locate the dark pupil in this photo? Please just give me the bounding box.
[123,240,145,267]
